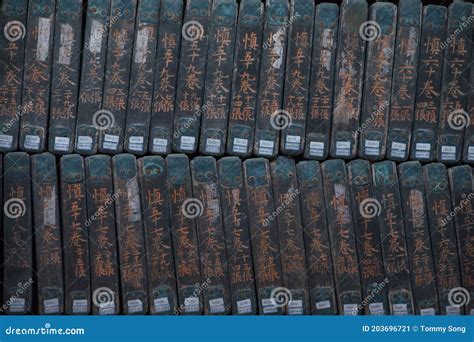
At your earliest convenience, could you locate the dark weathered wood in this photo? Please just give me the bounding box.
[19,0,55,152]
[171,0,213,153]
[32,152,64,315]
[98,0,138,154]
[280,0,314,156]
[271,157,310,314]
[304,3,339,160]
[84,155,120,315]
[217,157,258,315]
[48,0,83,154]
[199,0,238,156]
[124,0,160,155]
[148,0,184,155]
[112,154,148,314]
[60,154,91,314]
[347,159,388,315]
[3,152,33,314]
[138,156,178,315]
[321,159,362,315]
[253,0,289,158]
[423,163,463,315]
[0,0,28,153]
[165,154,203,314]
[243,158,284,314]
[226,0,264,157]
[372,161,414,315]
[190,157,232,315]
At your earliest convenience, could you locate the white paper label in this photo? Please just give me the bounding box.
[236,298,252,314]
[89,20,104,53]
[470,308,474,315]
[77,136,93,150]
[102,134,119,151]
[59,24,74,65]
[54,136,70,151]
[336,141,351,157]
[468,146,474,161]
[441,145,456,161]
[180,136,195,151]
[369,302,385,315]
[0,134,13,148]
[309,141,325,157]
[316,300,331,310]
[184,297,200,313]
[127,299,143,314]
[209,298,225,314]
[152,138,168,153]
[72,299,88,314]
[43,298,60,314]
[343,303,358,316]
[445,305,461,315]
[285,135,301,151]
[391,141,406,159]
[98,301,115,315]
[154,297,170,313]
[420,308,435,316]
[392,303,408,315]
[288,300,303,315]
[205,138,221,154]
[365,139,380,156]
[128,136,144,152]
[134,27,150,64]
[233,138,248,154]
[262,298,278,314]
[258,139,274,156]
[415,143,431,159]
[24,135,40,150]
[10,298,26,313]
[37,18,51,62]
